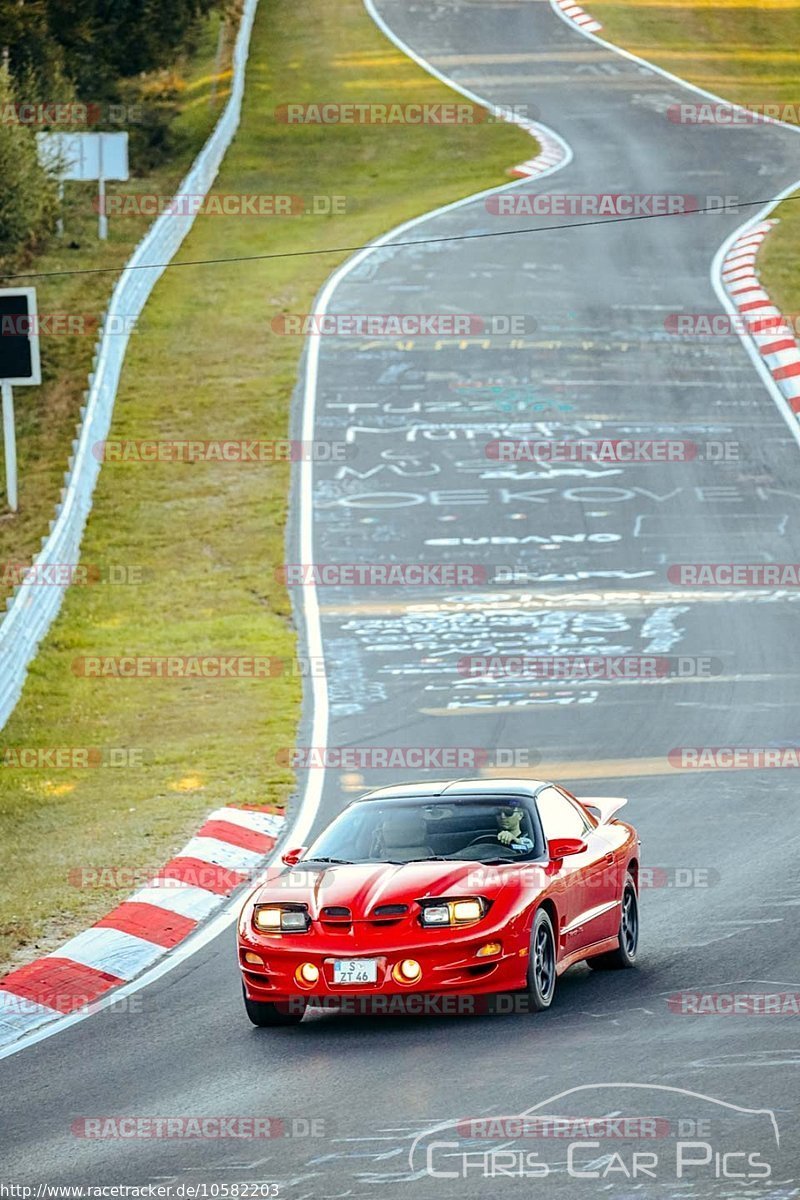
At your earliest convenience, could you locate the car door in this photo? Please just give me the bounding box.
[535,786,620,956]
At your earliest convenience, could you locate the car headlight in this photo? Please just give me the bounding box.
[253,905,309,933]
[420,898,486,927]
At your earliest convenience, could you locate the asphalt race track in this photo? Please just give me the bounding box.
[2,1,800,1196]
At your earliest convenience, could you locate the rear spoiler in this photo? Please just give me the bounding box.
[579,796,628,825]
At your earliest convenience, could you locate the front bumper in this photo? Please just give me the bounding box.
[238,924,529,1002]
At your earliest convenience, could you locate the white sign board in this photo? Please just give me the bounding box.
[36,132,129,182]
[0,287,40,512]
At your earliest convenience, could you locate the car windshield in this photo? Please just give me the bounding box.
[304,797,541,864]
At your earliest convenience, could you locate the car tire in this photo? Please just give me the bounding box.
[243,985,306,1026]
[524,908,558,1012]
[586,874,639,970]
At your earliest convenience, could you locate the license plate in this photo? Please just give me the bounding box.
[332,958,378,985]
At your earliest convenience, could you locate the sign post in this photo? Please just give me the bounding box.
[36,132,129,240]
[98,133,108,239]
[1,383,17,512]
[0,287,42,513]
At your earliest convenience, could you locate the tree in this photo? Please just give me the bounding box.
[0,65,58,263]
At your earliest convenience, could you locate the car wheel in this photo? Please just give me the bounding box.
[587,874,639,970]
[243,984,306,1026]
[525,908,557,1011]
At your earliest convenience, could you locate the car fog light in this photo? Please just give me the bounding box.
[392,958,422,984]
[295,962,319,986]
[244,951,263,966]
[476,942,502,958]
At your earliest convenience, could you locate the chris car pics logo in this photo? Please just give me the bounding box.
[408,1084,779,1183]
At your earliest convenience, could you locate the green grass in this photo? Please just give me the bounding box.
[588,0,800,313]
[0,0,533,974]
[759,199,800,316]
[589,0,800,110]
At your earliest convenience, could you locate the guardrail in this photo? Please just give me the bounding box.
[0,0,260,731]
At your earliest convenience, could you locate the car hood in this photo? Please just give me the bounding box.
[252,859,528,918]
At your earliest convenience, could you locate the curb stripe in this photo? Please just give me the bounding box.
[209,807,285,836]
[0,991,61,1036]
[720,218,800,415]
[48,928,166,979]
[0,802,284,1047]
[95,902,198,948]
[153,856,251,895]
[0,957,124,1013]
[760,338,797,355]
[510,126,569,178]
[195,818,276,854]
[773,360,800,380]
[128,882,224,921]
[178,835,264,872]
[555,0,602,32]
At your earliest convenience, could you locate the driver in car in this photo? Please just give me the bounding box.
[496,804,535,853]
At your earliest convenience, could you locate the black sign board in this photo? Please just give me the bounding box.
[0,289,41,385]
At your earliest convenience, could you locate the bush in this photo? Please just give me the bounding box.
[0,67,59,265]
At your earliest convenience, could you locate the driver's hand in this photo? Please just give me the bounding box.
[498,830,514,845]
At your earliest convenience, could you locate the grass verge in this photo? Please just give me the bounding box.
[586,0,800,312]
[0,0,533,973]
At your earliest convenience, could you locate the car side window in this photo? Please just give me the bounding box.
[536,787,591,841]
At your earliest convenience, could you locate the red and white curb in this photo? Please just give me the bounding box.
[721,220,800,413]
[553,0,602,35]
[510,122,570,179]
[0,805,284,1047]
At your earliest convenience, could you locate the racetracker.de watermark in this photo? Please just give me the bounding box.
[2,747,144,768]
[277,563,487,586]
[71,1117,327,1139]
[455,1116,672,1138]
[485,193,701,217]
[0,563,143,586]
[270,314,536,336]
[667,101,800,124]
[0,313,137,337]
[667,991,800,1014]
[71,656,301,679]
[0,101,143,126]
[486,439,739,462]
[0,991,143,1017]
[456,655,721,680]
[93,440,349,463]
[461,864,718,890]
[665,313,800,337]
[276,747,539,769]
[95,194,348,217]
[669,746,800,769]
[668,563,800,586]
[275,101,535,124]
[67,863,265,889]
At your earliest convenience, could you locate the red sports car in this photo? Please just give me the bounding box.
[237,778,640,1026]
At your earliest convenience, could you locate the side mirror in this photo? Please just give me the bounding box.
[281,846,307,867]
[548,837,587,861]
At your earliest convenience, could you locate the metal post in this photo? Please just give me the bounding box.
[56,180,64,238]
[98,135,108,239]
[2,381,18,512]
[98,178,108,239]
